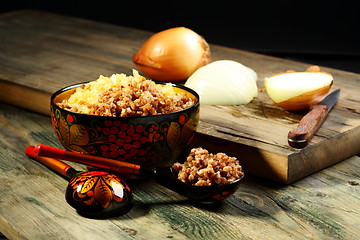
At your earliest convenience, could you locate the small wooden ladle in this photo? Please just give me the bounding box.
[25,146,132,218]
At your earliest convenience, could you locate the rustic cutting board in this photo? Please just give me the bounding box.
[1,10,359,184]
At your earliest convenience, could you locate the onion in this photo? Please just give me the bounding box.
[264,66,333,111]
[185,60,258,105]
[132,27,210,82]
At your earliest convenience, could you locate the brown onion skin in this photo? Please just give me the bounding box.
[132,27,210,82]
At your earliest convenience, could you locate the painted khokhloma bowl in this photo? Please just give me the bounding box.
[51,82,199,167]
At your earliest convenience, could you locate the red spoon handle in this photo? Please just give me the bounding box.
[25,145,77,178]
[34,144,141,175]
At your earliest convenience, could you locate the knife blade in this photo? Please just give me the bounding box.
[288,89,340,148]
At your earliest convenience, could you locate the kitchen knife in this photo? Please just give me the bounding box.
[288,89,340,148]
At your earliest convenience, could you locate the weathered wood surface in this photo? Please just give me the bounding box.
[0,10,360,184]
[1,103,360,239]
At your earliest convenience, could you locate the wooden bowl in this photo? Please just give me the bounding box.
[50,83,199,167]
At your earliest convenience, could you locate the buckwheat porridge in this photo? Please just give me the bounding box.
[57,70,195,117]
[173,147,244,186]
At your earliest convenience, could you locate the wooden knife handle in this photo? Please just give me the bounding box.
[288,104,329,148]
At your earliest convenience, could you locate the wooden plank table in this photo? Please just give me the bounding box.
[0,10,360,239]
[1,103,360,239]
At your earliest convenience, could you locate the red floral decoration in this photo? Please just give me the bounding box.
[68,171,131,209]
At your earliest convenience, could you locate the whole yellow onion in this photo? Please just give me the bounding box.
[132,27,211,82]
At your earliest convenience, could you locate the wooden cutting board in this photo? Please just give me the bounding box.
[1,10,359,184]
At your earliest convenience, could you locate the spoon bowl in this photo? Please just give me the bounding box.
[65,170,132,218]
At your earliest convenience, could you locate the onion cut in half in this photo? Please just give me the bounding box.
[264,66,333,111]
[185,60,258,105]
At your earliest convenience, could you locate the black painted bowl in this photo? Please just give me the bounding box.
[51,82,199,167]
[66,170,132,218]
[151,166,244,203]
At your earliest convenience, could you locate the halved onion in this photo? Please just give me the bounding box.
[264,66,333,111]
[185,60,258,105]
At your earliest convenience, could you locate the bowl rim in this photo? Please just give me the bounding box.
[51,81,200,119]
[178,173,244,190]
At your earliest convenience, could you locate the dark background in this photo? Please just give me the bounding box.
[2,0,359,73]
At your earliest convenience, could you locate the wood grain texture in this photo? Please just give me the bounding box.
[1,103,360,239]
[0,10,360,184]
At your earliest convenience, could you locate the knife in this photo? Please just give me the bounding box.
[288,89,340,148]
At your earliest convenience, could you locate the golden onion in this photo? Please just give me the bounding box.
[264,66,333,111]
[132,27,210,82]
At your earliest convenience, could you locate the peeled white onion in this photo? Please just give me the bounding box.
[185,60,258,105]
[264,66,333,111]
